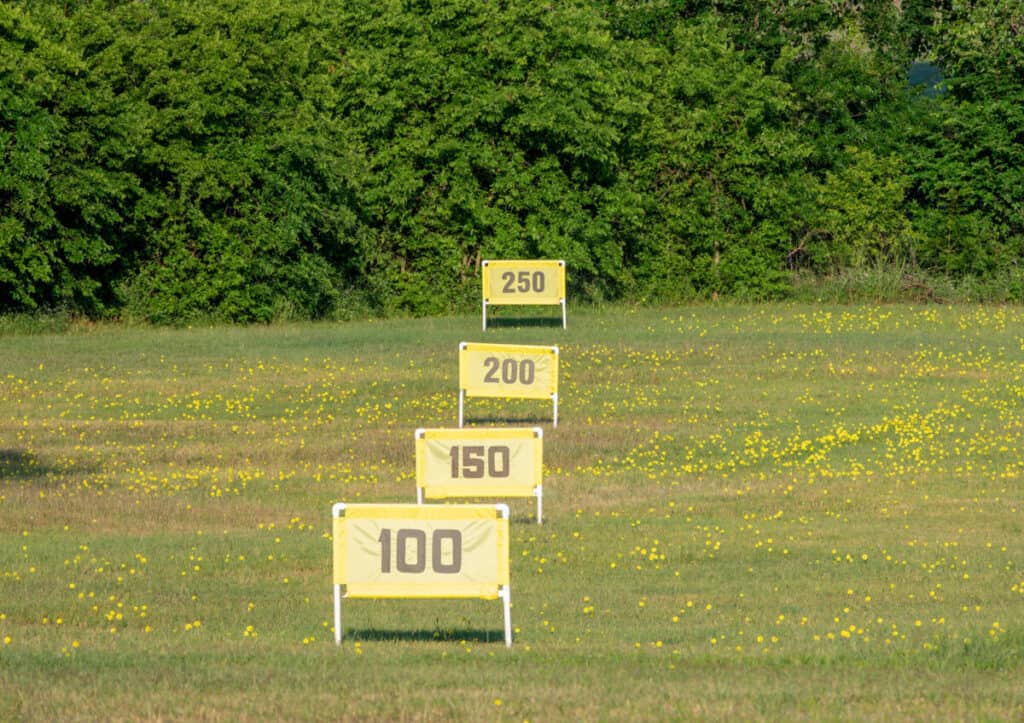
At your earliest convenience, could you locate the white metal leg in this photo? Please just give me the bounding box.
[458,389,465,428]
[501,586,512,648]
[334,584,342,645]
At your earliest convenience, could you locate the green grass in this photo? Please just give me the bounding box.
[2,304,1023,721]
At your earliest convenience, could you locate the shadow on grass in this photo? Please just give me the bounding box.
[509,510,542,525]
[1,449,48,480]
[460,415,554,426]
[0,448,87,483]
[342,627,508,644]
[485,315,564,330]
[419,499,539,525]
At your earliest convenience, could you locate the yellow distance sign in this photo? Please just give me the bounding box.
[458,342,560,426]
[416,428,545,523]
[331,503,513,646]
[416,428,542,498]
[333,503,509,598]
[459,342,558,399]
[482,260,565,306]
[481,260,566,330]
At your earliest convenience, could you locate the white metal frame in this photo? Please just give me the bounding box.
[332,502,513,648]
[458,342,559,428]
[416,481,541,525]
[415,428,544,524]
[483,297,566,331]
[482,259,566,331]
[459,389,558,429]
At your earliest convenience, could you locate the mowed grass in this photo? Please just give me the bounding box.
[2,304,1023,721]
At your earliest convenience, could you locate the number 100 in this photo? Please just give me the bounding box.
[378,528,463,574]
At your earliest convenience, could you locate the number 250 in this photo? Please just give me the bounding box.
[501,270,545,293]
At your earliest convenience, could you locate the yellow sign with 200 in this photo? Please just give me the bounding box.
[458,342,559,426]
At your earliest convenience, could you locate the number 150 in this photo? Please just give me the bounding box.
[449,445,511,478]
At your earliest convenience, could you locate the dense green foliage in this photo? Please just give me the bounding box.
[2,0,1021,321]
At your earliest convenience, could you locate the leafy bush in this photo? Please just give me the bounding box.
[2,0,1022,321]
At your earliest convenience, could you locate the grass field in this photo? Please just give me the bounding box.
[2,304,1023,721]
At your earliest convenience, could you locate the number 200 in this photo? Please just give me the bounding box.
[483,356,535,385]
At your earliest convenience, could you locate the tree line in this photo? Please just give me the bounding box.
[2,0,1022,322]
